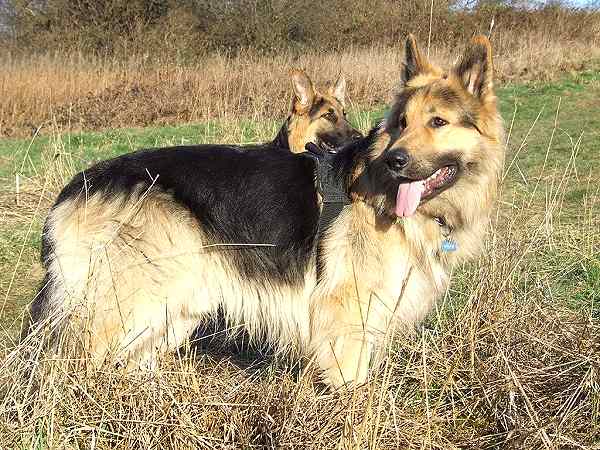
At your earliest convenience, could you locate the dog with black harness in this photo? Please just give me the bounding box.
[23,35,504,387]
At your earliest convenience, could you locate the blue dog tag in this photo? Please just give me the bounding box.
[441,239,457,252]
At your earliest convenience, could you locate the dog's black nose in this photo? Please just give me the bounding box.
[386,149,410,172]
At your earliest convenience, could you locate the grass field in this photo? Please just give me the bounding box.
[0,71,599,448]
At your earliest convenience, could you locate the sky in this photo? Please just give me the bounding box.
[559,0,597,5]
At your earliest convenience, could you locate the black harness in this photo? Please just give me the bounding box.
[305,143,351,280]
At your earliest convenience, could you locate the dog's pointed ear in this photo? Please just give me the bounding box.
[402,34,430,84]
[329,72,346,107]
[454,35,494,101]
[290,69,315,113]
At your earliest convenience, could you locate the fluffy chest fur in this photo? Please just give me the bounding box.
[317,202,455,332]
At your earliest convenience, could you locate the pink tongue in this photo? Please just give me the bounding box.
[395,181,425,217]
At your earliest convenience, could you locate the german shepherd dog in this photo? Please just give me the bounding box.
[270,69,361,153]
[24,35,504,387]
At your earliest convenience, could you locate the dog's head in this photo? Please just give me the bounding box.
[286,69,362,153]
[353,35,504,223]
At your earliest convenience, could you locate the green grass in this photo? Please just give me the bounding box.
[499,70,599,177]
[0,110,381,180]
[0,120,274,180]
[561,255,600,318]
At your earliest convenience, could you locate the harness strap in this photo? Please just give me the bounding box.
[305,143,351,281]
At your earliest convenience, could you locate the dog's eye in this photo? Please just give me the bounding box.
[323,111,337,122]
[430,117,448,128]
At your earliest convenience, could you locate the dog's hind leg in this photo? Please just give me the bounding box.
[44,190,217,369]
[79,278,213,369]
[118,314,201,370]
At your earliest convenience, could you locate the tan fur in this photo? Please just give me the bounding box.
[43,188,316,366]
[35,36,504,388]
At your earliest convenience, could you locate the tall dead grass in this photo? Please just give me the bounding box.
[1,36,599,138]
[0,102,598,449]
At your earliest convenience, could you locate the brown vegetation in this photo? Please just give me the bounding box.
[0,2,599,138]
[3,0,598,55]
[1,38,599,138]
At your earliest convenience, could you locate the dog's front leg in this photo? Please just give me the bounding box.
[320,330,374,388]
[312,289,379,388]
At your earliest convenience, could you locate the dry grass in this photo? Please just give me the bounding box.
[0,98,598,448]
[1,205,598,447]
[1,37,599,138]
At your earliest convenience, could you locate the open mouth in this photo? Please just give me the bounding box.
[395,165,458,218]
[422,165,458,198]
